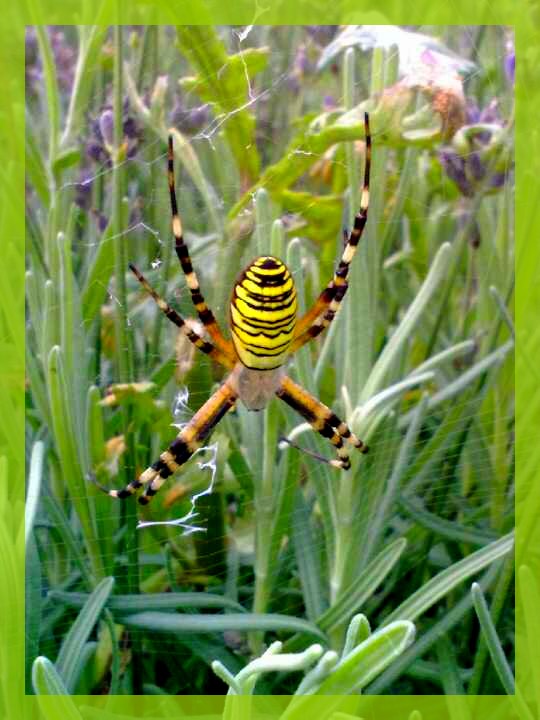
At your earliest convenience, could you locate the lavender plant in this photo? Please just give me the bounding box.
[25,25,514,697]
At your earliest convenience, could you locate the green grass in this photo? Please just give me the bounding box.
[25,25,514,696]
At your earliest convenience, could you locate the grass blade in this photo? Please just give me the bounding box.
[383,533,514,625]
[471,582,514,694]
[55,577,115,692]
[119,611,326,641]
[318,537,407,634]
[49,589,247,614]
[361,242,453,401]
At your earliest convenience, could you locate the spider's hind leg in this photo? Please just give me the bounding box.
[98,380,237,505]
[276,375,368,471]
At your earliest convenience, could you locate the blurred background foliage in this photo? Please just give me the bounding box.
[25,25,514,696]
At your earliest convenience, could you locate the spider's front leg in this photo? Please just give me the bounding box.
[291,112,371,351]
[276,375,368,469]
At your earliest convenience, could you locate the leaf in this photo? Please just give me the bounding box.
[176,26,263,184]
[315,621,415,693]
[318,537,407,634]
[52,146,81,175]
[31,657,82,720]
[361,242,453,401]
[280,190,343,242]
[282,622,414,720]
[118,611,326,642]
[383,533,514,625]
[471,582,514,694]
[55,577,115,692]
[25,535,42,694]
[25,125,50,206]
[80,219,115,325]
[292,490,325,621]
[25,441,45,544]
[180,47,269,97]
[50,589,247,614]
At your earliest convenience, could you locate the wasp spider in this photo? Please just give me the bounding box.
[102,113,371,505]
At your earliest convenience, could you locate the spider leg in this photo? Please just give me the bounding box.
[129,263,234,369]
[292,112,371,351]
[276,375,368,469]
[103,380,237,505]
[168,133,234,358]
[291,281,349,349]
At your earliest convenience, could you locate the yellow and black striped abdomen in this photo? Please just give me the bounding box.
[230,256,297,370]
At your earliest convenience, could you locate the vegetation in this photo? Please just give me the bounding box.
[25,25,514,696]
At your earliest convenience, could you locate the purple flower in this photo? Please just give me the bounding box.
[92,209,109,233]
[439,99,510,198]
[98,109,114,149]
[504,31,515,86]
[49,27,76,91]
[86,101,141,167]
[169,100,211,135]
[303,26,338,46]
[26,26,76,96]
[287,43,315,92]
[322,95,337,112]
[294,44,312,75]
[439,150,474,197]
[504,49,515,86]
[74,169,94,211]
[25,28,41,92]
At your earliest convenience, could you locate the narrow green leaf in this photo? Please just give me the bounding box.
[55,577,115,692]
[292,490,325,621]
[254,188,273,256]
[361,242,453,401]
[119,611,326,641]
[384,533,513,625]
[318,537,407,634]
[176,25,262,183]
[341,614,371,658]
[49,589,246,614]
[32,657,81,720]
[289,622,414,706]
[410,339,513,415]
[60,25,110,150]
[366,564,501,694]
[398,495,499,546]
[471,582,515,694]
[436,634,466,696]
[25,441,44,544]
[34,24,60,162]
[80,219,115,325]
[25,535,42,694]
[25,126,50,206]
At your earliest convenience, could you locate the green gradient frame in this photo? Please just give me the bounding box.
[3,1,535,718]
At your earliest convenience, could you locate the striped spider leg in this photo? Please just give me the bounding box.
[291,112,371,351]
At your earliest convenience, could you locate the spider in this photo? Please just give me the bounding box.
[102,113,371,505]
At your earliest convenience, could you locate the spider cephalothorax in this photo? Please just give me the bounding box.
[99,114,371,505]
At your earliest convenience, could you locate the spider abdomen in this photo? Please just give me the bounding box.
[230,256,297,371]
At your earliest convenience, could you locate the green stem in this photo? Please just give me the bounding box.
[471,581,515,694]
[34,24,60,167]
[112,25,133,383]
[468,555,515,694]
[251,402,280,654]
